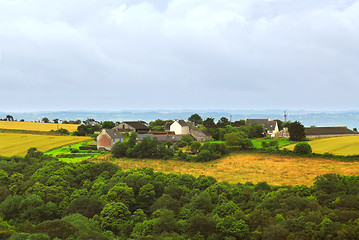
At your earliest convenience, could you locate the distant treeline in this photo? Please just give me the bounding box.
[1,148,359,239]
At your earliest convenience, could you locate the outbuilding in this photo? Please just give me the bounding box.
[97,129,124,151]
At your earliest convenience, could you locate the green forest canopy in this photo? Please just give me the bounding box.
[0,148,359,239]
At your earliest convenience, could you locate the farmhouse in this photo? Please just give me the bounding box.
[113,121,150,134]
[166,119,195,135]
[245,118,279,137]
[97,129,123,151]
[305,127,359,138]
[191,130,212,142]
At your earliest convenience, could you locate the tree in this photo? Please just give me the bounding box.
[112,142,129,158]
[217,216,249,239]
[233,120,245,127]
[100,202,131,233]
[294,142,312,155]
[181,135,194,146]
[224,133,253,149]
[288,121,306,141]
[188,114,203,125]
[102,121,115,129]
[274,119,283,130]
[42,117,49,123]
[203,118,216,129]
[6,115,14,121]
[191,142,201,154]
[53,119,59,124]
[217,117,230,128]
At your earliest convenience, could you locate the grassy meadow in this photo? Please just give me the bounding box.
[95,152,359,186]
[0,121,79,132]
[284,136,359,156]
[0,133,90,157]
[45,142,104,163]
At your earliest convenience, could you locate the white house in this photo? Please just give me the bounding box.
[169,119,195,135]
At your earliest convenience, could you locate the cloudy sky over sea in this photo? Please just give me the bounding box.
[0,0,358,111]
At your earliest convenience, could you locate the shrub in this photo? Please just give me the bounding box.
[195,150,217,162]
[79,145,97,150]
[294,142,312,155]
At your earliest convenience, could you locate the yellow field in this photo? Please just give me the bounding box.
[284,136,359,156]
[0,133,90,157]
[0,121,79,132]
[95,153,359,186]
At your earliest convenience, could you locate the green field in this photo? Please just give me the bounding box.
[0,133,90,157]
[204,138,293,148]
[284,136,359,156]
[251,138,293,148]
[45,142,104,162]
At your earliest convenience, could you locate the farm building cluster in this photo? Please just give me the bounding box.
[97,117,359,151]
[97,120,212,150]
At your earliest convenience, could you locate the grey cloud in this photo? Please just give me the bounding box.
[0,0,358,111]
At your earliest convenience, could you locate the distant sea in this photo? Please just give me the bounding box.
[1,110,359,129]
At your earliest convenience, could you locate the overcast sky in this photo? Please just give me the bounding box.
[0,0,358,112]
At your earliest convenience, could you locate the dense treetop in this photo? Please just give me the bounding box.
[1,148,359,239]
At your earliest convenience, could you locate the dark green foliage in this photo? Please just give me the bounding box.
[188,114,203,125]
[181,135,194,146]
[79,145,97,150]
[224,133,253,149]
[191,142,201,153]
[74,124,101,136]
[101,121,115,129]
[2,149,359,239]
[52,128,70,135]
[289,121,306,141]
[294,142,312,155]
[111,142,129,158]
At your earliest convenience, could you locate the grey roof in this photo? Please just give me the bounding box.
[177,119,189,127]
[164,122,172,131]
[305,127,359,136]
[138,133,185,142]
[267,121,277,131]
[245,118,277,131]
[122,121,150,130]
[245,119,269,126]
[192,130,211,137]
[104,129,123,139]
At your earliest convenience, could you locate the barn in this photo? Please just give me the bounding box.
[97,129,123,151]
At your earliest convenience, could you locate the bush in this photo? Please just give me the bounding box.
[294,142,312,155]
[195,150,217,162]
[79,145,97,150]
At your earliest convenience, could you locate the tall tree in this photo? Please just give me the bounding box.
[288,121,306,141]
[188,114,203,125]
[203,118,216,129]
[42,117,49,123]
[217,117,230,128]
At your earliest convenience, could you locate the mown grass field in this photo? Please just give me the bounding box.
[0,133,90,157]
[0,121,79,132]
[95,153,359,186]
[284,136,359,156]
[204,138,293,148]
[45,142,104,163]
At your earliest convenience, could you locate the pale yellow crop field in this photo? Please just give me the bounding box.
[284,136,359,156]
[95,153,359,186]
[0,133,90,157]
[0,121,79,132]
